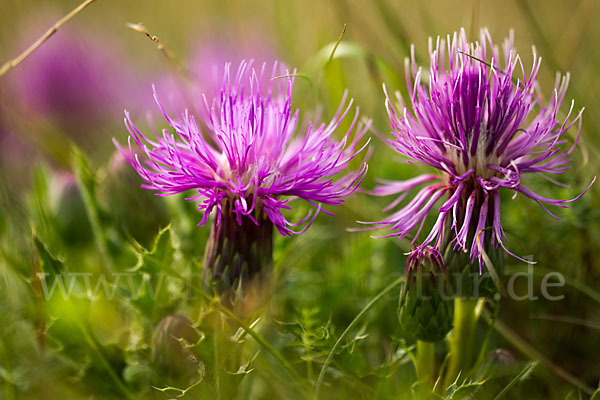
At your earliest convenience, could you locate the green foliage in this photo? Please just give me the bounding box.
[446,380,486,400]
[1,1,600,399]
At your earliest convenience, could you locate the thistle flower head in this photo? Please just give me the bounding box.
[373,28,593,265]
[118,61,370,237]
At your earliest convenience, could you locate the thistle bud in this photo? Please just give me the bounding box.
[99,151,169,247]
[49,172,92,244]
[397,246,454,342]
[444,231,505,299]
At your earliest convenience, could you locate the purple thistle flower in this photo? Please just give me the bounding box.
[116,61,369,288]
[370,28,594,266]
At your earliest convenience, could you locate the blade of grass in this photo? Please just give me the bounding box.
[482,311,594,395]
[126,22,192,81]
[32,233,133,397]
[72,148,113,273]
[0,0,98,77]
[372,0,411,55]
[66,300,135,399]
[530,314,600,330]
[271,73,314,85]
[458,51,521,88]
[467,300,500,379]
[504,265,600,305]
[514,0,600,141]
[327,24,347,66]
[513,0,560,71]
[557,0,600,68]
[214,318,222,400]
[469,0,480,41]
[491,361,538,400]
[209,295,310,397]
[309,23,349,91]
[314,276,404,400]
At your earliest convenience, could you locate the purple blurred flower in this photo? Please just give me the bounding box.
[190,36,278,97]
[10,14,146,132]
[152,33,278,116]
[370,29,593,265]
[0,96,37,188]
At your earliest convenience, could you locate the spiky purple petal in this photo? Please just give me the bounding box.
[117,61,369,236]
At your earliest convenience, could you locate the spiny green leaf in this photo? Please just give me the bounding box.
[411,380,445,399]
[447,379,487,400]
[227,351,259,376]
[130,225,175,274]
[33,233,66,277]
[230,318,261,343]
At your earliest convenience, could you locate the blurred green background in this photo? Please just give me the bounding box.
[0,0,599,399]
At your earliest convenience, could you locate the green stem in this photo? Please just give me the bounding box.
[214,320,221,400]
[211,296,309,397]
[482,311,594,395]
[305,346,314,384]
[68,302,135,399]
[491,361,538,400]
[444,298,480,387]
[505,265,600,305]
[0,0,98,77]
[416,341,435,388]
[164,266,310,397]
[468,300,499,378]
[4,380,15,400]
[314,277,404,400]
